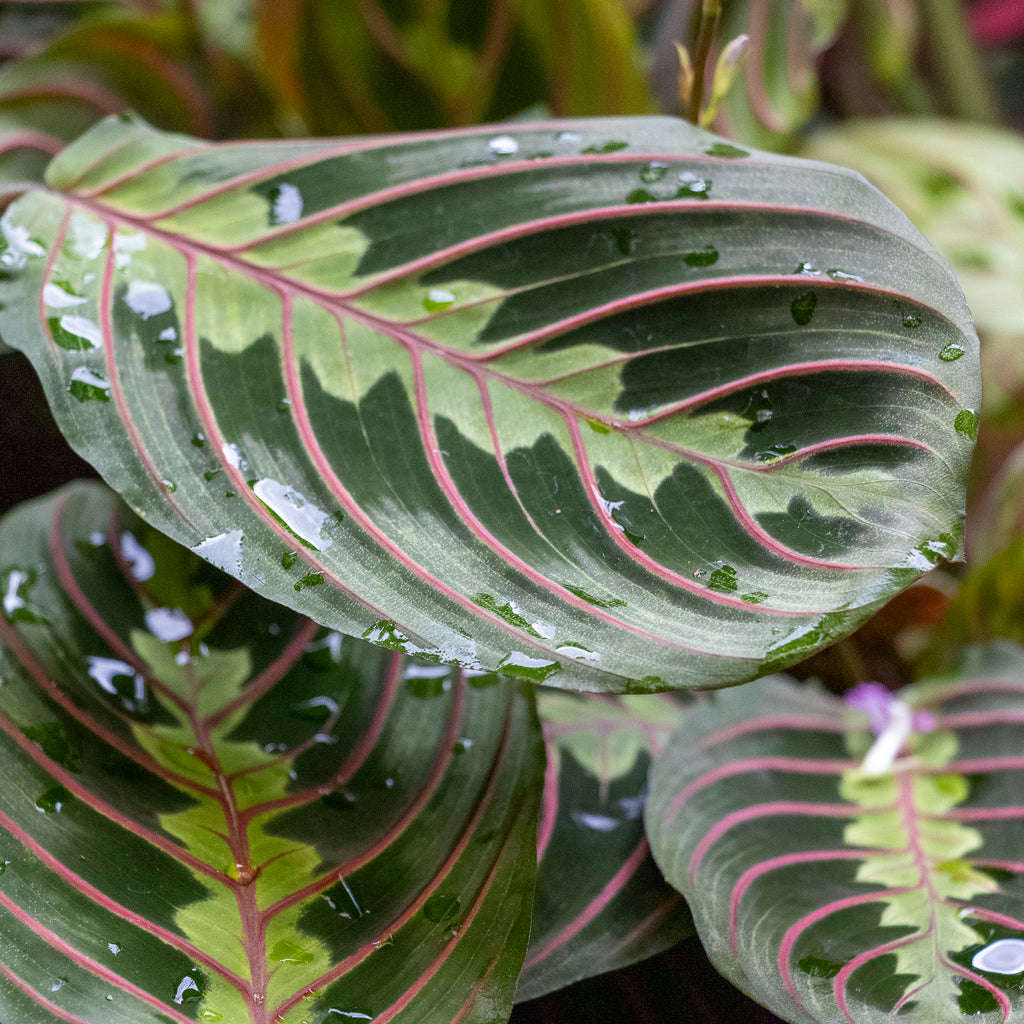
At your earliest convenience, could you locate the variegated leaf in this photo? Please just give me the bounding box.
[517,690,693,1001]
[647,645,1024,1023]
[0,113,978,690]
[0,482,542,1023]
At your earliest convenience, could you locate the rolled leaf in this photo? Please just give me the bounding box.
[517,690,693,1001]
[0,113,978,690]
[0,482,542,1023]
[647,645,1024,1024]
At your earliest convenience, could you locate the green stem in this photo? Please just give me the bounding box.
[686,0,721,125]
[917,0,1000,123]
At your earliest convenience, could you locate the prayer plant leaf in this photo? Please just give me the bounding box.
[0,113,978,691]
[517,690,694,1001]
[646,644,1024,1024]
[0,482,543,1024]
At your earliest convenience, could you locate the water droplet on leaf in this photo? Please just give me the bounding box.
[269,183,303,225]
[684,245,718,267]
[791,292,817,325]
[487,135,519,156]
[253,479,332,550]
[124,281,172,320]
[954,409,978,440]
[639,161,667,183]
[705,142,749,158]
[36,785,70,813]
[422,288,455,312]
[939,342,965,361]
[68,367,110,402]
[294,571,324,591]
[972,938,1024,974]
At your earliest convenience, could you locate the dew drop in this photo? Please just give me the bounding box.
[145,607,193,642]
[706,564,738,594]
[487,135,519,156]
[676,172,711,198]
[67,366,110,402]
[902,314,922,329]
[254,479,332,550]
[791,291,817,325]
[555,643,600,663]
[939,342,965,361]
[172,974,202,1004]
[222,442,244,469]
[282,550,299,569]
[269,183,303,225]
[972,939,1024,974]
[639,161,668,184]
[191,529,245,576]
[50,977,67,992]
[36,785,70,813]
[2,569,28,618]
[684,245,719,267]
[705,142,749,159]
[422,288,455,312]
[124,280,172,320]
[554,131,581,145]
[826,268,863,281]
[497,651,561,682]
[294,571,324,591]
[43,282,86,309]
[954,408,979,440]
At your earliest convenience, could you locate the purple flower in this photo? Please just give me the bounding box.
[845,682,935,774]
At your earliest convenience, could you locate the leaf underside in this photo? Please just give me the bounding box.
[0,113,978,690]
[0,483,542,1024]
[646,645,1024,1024]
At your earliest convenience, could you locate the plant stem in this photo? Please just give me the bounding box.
[687,0,722,125]
[917,0,1000,123]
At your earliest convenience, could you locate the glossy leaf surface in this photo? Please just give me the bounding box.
[517,690,693,1001]
[647,645,1024,1024]
[0,482,542,1023]
[0,113,978,690]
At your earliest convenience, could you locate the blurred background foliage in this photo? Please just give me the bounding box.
[1,2,1023,1021]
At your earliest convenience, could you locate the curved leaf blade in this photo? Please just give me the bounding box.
[0,483,542,1023]
[517,690,694,1001]
[0,113,979,689]
[646,645,1024,1023]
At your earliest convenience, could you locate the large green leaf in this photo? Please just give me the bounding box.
[0,113,978,690]
[0,482,542,1023]
[647,645,1024,1023]
[517,690,693,1001]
